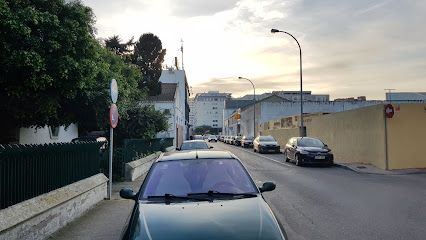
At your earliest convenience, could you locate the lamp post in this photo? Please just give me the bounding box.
[238,77,256,137]
[271,29,304,137]
[384,89,396,104]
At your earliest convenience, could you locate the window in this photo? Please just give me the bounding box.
[213,124,218,127]
[213,107,217,109]
[49,126,60,139]
[213,120,218,122]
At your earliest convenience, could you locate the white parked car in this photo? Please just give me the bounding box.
[208,135,218,142]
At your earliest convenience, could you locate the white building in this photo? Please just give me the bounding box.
[146,83,182,147]
[191,91,232,133]
[18,124,78,145]
[237,91,329,102]
[158,69,190,140]
[386,92,426,101]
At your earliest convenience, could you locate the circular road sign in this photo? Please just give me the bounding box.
[385,104,394,118]
[110,104,119,128]
[110,79,118,103]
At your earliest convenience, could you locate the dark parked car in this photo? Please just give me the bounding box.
[284,137,334,166]
[253,136,280,153]
[234,136,242,146]
[120,150,287,240]
[177,140,213,151]
[241,136,254,148]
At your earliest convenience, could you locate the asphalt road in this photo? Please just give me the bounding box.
[210,140,426,240]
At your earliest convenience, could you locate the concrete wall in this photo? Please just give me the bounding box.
[262,128,300,148]
[305,105,387,169]
[19,124,78,145]
[387,103,426,169]
[0,174,108,240]
[125,152,162,181]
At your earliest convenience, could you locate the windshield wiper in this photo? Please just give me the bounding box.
[188,190,257,199]
[147,193,211,202]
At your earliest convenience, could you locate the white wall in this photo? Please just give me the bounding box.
[19,124,78,145]
[154,102,176,147]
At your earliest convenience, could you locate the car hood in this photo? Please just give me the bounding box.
[299,146,330,152]
[127,197,285,240]
[259,141,279,146]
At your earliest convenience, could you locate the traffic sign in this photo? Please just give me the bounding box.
[385,104,394,118]
[110,104,119,128]
[110,79,118,103]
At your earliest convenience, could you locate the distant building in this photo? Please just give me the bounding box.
[386,92,426,101]
[238,91,329,102]
[334,96,366,101]
[190,91,232,133]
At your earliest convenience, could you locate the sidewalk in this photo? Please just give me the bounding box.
[50,176,145,240]
[334,162,426,175]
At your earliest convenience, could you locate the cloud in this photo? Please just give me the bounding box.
[170,0,239,17]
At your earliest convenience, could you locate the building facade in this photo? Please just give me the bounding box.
[191,91,232,132]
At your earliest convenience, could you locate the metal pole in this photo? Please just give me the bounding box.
[108,127,113,199]
[384,109,389,170]
[271,29,303,136]
[253,86,256,137]
[385,89,395,104]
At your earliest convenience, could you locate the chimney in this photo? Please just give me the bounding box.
[175,57,180,70]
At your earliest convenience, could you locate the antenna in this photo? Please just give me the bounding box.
[178,39,184,70]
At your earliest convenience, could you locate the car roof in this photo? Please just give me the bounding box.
[157,150,235,162]
[182,140,207,143]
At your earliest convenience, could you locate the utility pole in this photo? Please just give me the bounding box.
[384,89,396,104]
[179,39,184,70]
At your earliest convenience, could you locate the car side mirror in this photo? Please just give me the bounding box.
[259,182,276,193]
[209,146,214,148]
[120,188,137,200]
[324,144,328,147]
[292,144,295,148]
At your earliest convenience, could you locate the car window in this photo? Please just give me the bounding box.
[259,136,276,142]
[140,159,258,198]
[180,142,209,150]
[245,137,254,140]
[297,138,325,147]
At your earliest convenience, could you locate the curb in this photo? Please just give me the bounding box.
[333,163,361,173]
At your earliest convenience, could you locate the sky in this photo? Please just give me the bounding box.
[82,0,426,100]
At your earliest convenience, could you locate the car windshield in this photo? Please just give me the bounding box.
[244,137,254,140]
[180,142,209,150]
[259,136,276,142]
[298,138,325,147]
[140,159,258,199]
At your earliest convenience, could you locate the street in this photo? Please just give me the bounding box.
[211,140,426,240]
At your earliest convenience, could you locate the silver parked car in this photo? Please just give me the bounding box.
[253,136,280,154]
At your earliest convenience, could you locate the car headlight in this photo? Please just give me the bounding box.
[299,150,309,154]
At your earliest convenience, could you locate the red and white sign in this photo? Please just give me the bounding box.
[385,104,394,118]
[110,104,119,128]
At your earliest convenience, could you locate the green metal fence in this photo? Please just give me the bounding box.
[0,142,104,210]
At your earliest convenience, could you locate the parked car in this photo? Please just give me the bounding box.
[177,140,213,151]
[234,136,242,146]
[241,136,254,148]
[119,150,287,240]
[284,137,334,166]
[230,136,238,145]
[203,134,211,140]
[253,136,280,153]
[208,135,217,142]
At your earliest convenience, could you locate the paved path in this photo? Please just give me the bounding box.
[50,177,144,240]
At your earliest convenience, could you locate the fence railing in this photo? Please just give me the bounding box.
[0,142,104,210]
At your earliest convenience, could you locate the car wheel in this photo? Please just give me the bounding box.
[254,147,256,152]
[295,154,302,166]
[284,152,290,162]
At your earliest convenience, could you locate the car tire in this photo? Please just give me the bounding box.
[295,154,302,166]
[284,152,290,162]
[254,148,256,152]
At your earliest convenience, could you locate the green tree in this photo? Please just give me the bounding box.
[104,35,135,56]
[0,0,99,142]
[113,105,169,145]
[131,33,166,96]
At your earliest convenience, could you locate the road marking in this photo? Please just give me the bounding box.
[218,143,294,167]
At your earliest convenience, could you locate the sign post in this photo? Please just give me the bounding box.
[384,104,393,170]
[108,79,118,200]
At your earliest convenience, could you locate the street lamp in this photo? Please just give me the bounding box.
[238,77,256,137]
[271,28,304,137]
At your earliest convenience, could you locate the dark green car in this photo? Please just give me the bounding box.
[120,150,287,240]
